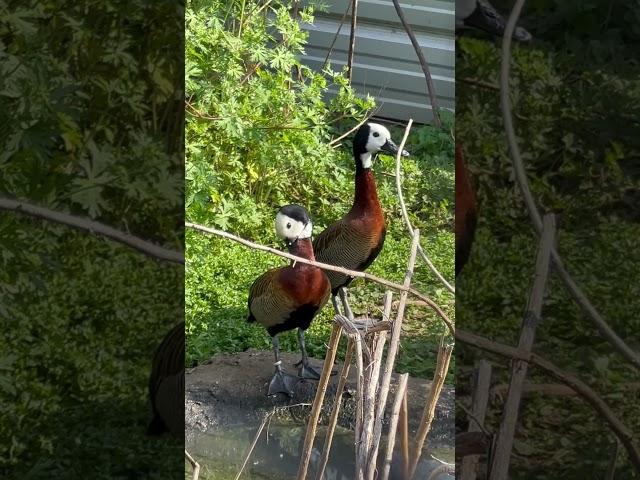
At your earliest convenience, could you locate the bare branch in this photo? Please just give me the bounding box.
[490,214,555,479]
[347,0,358,82]
[328,109,377,147]
[0,197,184,264]
[296,324,343,480]
[234,410,274,480]
[391,0,441,127]
[499,0,640,370]
[394,119,455,294]
[185,222,454,334]
[409,340,453,479]
[456,329,640,470]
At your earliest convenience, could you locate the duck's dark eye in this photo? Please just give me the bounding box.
[373,132,380,138]
[286,223,291,229]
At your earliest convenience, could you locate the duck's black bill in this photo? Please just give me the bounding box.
[381,139,410,157]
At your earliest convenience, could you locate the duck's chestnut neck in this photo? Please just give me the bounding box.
[287,237,315,263]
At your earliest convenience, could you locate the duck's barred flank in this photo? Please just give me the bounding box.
[147,321,184,436]
[313,220,386,294]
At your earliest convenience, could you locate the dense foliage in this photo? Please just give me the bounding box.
[185,0,455,382]
[457,1,640,477]
[0,0,184,477]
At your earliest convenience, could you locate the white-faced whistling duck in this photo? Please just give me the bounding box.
[313,122,408,305]
[247,204,331,397]
[456,0,532,42]
[455,144,478,276]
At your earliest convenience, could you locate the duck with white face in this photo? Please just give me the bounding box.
[354,122,410,171]
[456,0,532,42]
[247,205,331,397]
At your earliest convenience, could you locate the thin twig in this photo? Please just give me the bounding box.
[460,360,492,480]
[1,197,184,264]
[367,230,421,477]
[315,339,355,480]
[234,410,274,480]
[391,0,441,127]
[394,119,455,294]
[489,214,555,480]
[400,391,410,480]
[408,340,453,480]
[381,373,409,480]
[296,323,343,480]
[328,111,377,146]
[347,0,358,82]
[185,450,200,480]
[185,222,454,334]
[499,0,640,371]
[322,1,352,70]
[456,329,640,470]
[459,77,500,91]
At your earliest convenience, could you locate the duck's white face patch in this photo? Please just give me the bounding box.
[275,212,312,241]
[365,123,392,153]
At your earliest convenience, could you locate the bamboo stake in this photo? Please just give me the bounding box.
[408,341,453,480]
[460,361,492,480]
[399,392,410,480]
[381,374,409,480]
[489,214,555,480]
[296,324,343,480]
[315,340,355,480]
[367,230,421,476]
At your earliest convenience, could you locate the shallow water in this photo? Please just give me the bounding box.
[186,423,454,480]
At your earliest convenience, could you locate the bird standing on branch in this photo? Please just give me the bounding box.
[247,204,331,397]
[313,122,408,313]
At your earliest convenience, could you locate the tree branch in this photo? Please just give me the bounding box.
[391,0,441,127]
[0,197,184,264]
[456,329,640,470]
[394,119,455,294]
[185,221,454,334]
[500,0,640,370]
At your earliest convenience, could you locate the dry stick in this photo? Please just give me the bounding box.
[399,392,410,480]
[234,411,274,480]
[360,292,393,479]
[297,324,343,480]
[321,1,351,70]
[347,0,358,83]
[394,119,455,294]
[490,382,640,399]
[333,312,366,480]
[185,222,454,335]
[460,360,493,480]
[381,373,410,480]
[315,339,355,480]
[455,329,640,470]
[185,450,200,480]
[408,341,453,480]
[328,110,377,147]
[390,0,441,127]
[367,230,421,479]
[499,0,640,371]
[489,214,556,480]
[0,197,184,264]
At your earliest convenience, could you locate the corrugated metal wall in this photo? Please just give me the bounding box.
[300,0,455,124]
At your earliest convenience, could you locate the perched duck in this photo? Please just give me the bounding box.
[313,123,408,301]
[248,204,331,396]
[455,144,477,276]
[456,0,532,42]
[147,321,184,437]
